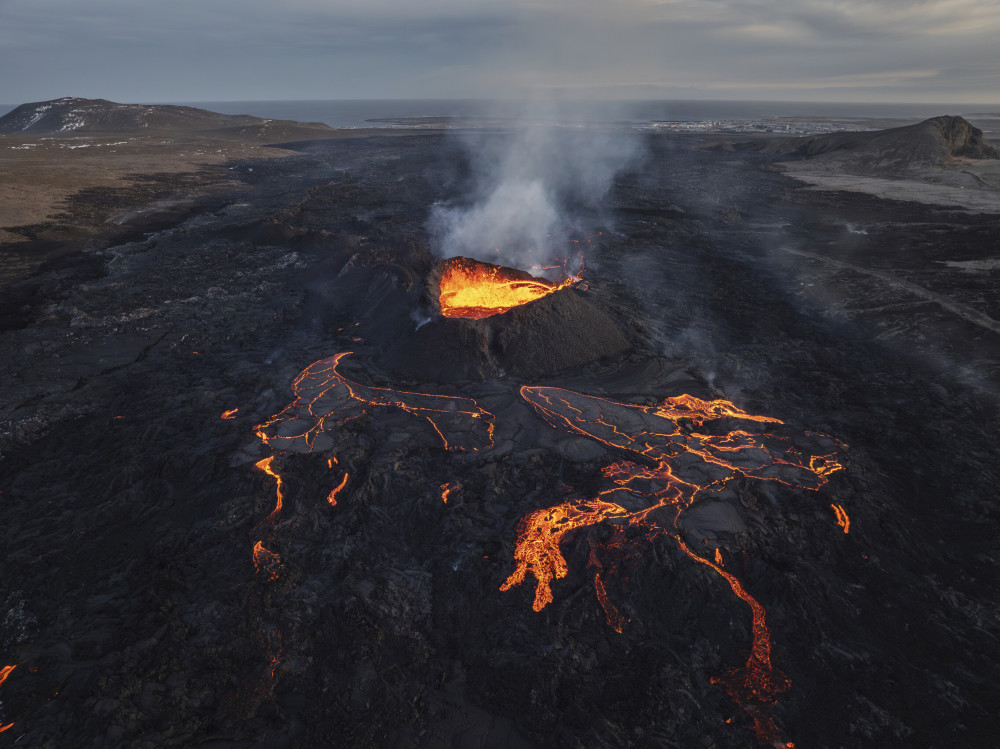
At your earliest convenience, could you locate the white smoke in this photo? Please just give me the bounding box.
[428,104,642,270]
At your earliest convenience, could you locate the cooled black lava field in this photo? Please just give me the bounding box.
[2,132,999,748]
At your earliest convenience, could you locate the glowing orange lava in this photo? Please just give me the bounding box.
[256,352,494,455]
[655,394,784,427]
[831,504,850,533]
[437,257,580,320]
[440,481,461,504]
[500,498,629,611]
[221,408,239,419]
[255,456,285,526]
[0,664,16,734]
[252,540,283,581]
[238,352,498,721]
[327,473,349,507]
[502,386,846,746]
[679,538,792,746]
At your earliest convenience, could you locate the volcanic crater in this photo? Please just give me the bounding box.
[316,250,633,382]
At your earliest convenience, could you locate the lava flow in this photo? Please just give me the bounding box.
[256,352,494,456]
[831,503,851,533]
[251,349,494,526]
[437,256,581,320]
[440,481,461,504]
[502,386,846,746]
[500,498,629,612]
[255,456,285,527]
[0,664,16,734]
[327,472,349,506]
[252,540,283,581]
[242,352,496,700]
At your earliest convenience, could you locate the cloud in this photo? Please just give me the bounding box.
[0,0,997,103]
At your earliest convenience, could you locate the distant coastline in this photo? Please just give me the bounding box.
[5,99,996,131]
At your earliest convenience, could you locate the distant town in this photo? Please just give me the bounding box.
[641,119,877,134]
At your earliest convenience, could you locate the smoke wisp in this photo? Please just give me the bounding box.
[428,105,643,271]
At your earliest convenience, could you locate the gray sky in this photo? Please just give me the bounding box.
[1,0,997,104]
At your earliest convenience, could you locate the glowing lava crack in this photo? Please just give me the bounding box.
[236,353,498,704]
[256,352,495,456]
[501,386,847,746]
[235,350,847,747]
[250,350,495,556]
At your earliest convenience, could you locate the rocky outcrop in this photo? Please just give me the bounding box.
[741,115,999,171]
[0,96,334,136]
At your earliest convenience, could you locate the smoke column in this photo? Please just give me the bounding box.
[428,101,643,270]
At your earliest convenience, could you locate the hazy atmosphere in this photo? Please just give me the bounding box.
[1,0,998,103]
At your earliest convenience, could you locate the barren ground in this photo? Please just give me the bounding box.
[0,128,427,285]
[1,130,999,749]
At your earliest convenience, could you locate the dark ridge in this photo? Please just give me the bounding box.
[0,96,335,135]
[739,115,1000,166]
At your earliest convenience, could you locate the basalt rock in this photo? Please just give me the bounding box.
[0,96,336,137]
[313,252,632,382]
[391,286,632,380]
[740,115,1000,170]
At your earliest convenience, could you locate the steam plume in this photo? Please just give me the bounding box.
[428,103,642,270]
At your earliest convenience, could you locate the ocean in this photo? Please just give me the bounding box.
[164,99,999,128]
[2,98,997,128]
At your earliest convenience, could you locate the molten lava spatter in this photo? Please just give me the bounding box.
[438,257,581,320]
[221,408,239,419]
[502,386,846,746]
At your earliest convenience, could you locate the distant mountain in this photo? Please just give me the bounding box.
[0,97,335,137]
[741,116,999,169]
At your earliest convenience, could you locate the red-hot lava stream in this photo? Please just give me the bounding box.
[831,503,850,533]
[249,349,495,547]
[236,352,496,695]
[229,336,845,744]
[0,664,16,734]
[502,386,847,746]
